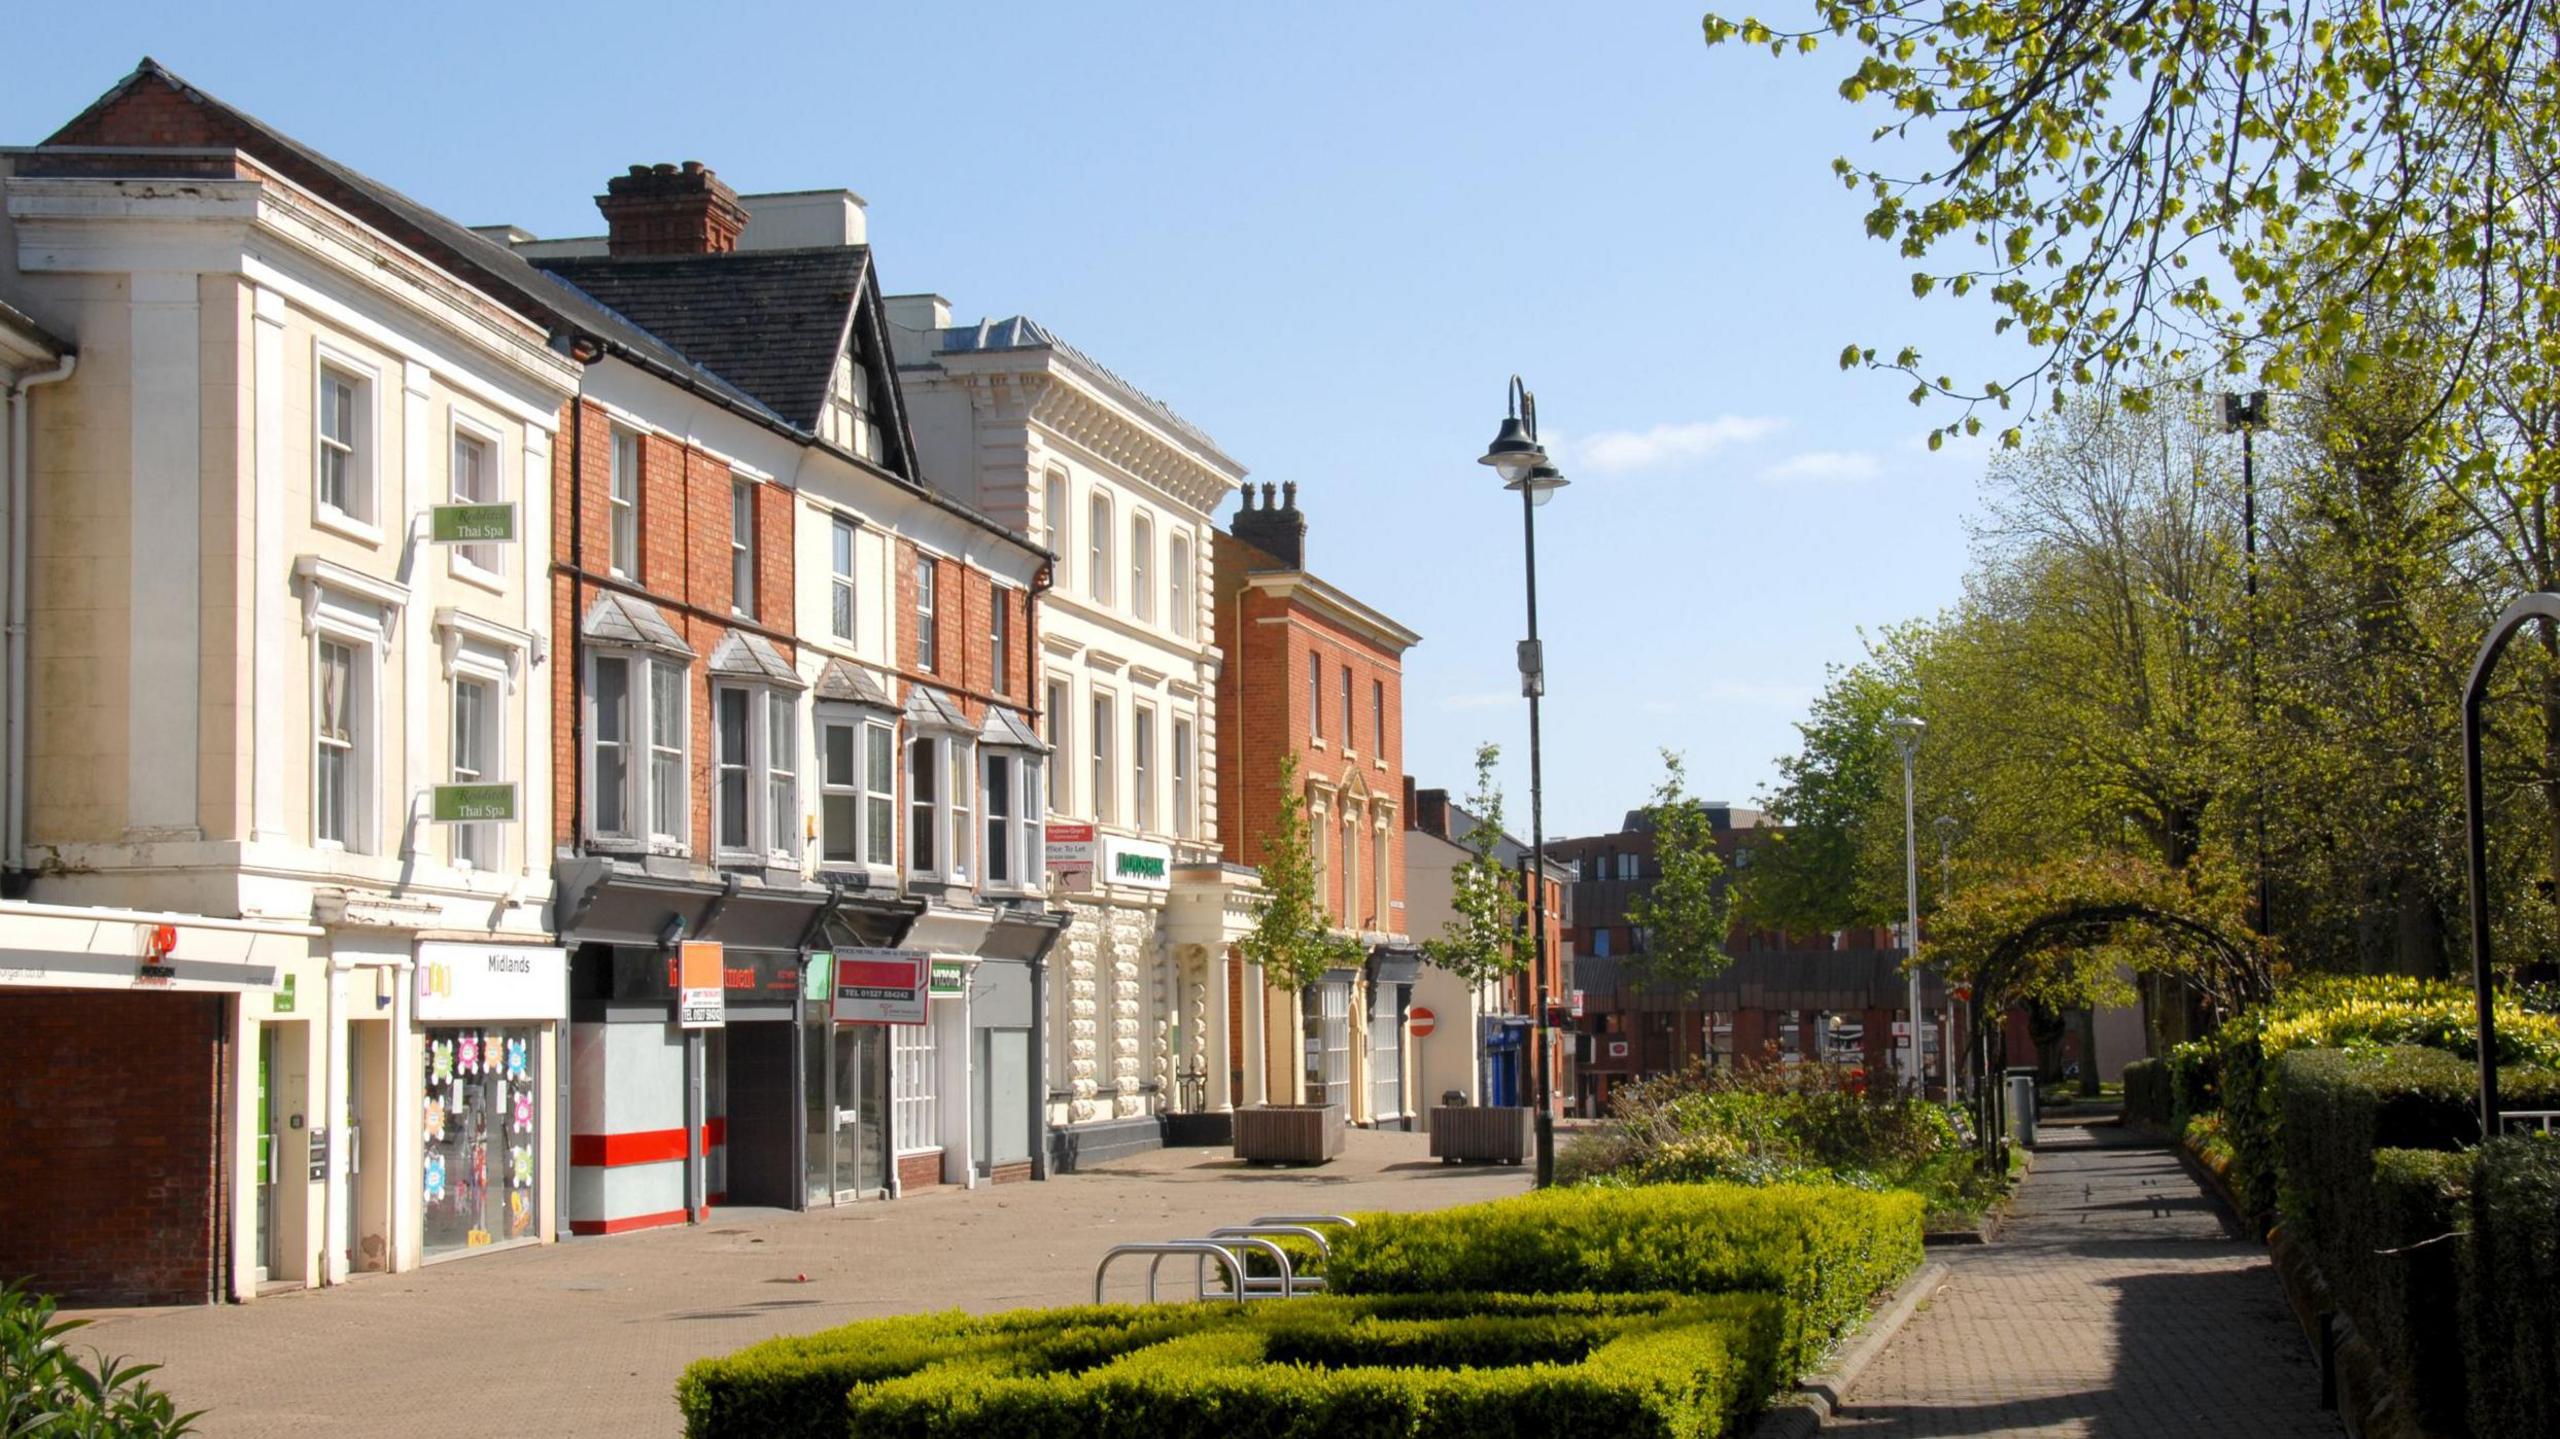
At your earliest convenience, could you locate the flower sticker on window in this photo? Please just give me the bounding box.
[424,1097,447,1143]
[511,1090,534,1135]
[457,1030,480,1076]
[484,1034,505,1075]
[423,1152,446,1204]
[505,1037,529,1081]
[510,1144,534,1188]
[430,1040,454,1088]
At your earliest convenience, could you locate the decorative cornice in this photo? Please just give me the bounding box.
[1239,571,1423,652]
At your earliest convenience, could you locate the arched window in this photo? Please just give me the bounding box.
[1130,513,1155,623]
[1169,532,1193,638]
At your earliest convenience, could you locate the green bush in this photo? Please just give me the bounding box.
[2467,1135,2560,1438]
[2269,1048,2477,1430]
[0,1279,200,1437]
[2121,1058,2168,1126]
[2163,1040,2218,1128]
[1324,1183,1922,1376]
[677,1291,1783,1439]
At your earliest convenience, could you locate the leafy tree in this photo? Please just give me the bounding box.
[1701,0,2560,458]
[1422,743,1530,986]
[1240,751,1362,992]
[1741,654,1908,936]
[1628,751,1736,992]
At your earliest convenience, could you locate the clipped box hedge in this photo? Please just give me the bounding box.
[1322,1182,1923,1376]
[677,1291,1783,1439]
[2121,1058,2169,1126]
[2467,1135,2560,1438]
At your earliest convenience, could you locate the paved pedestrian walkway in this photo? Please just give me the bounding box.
[65,1129,1526,1438]
[1826,1117,2338,1437]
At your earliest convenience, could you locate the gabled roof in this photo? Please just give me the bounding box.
[707,631,805,689]
[582,593,691,657]
[530,248,865,435]
[813,657,894,708]
[45,60,786,426]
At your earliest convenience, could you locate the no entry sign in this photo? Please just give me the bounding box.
[1408,1005,1437,1038]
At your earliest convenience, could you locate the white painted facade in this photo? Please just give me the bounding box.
[0,155,575,1296]
[889,297,1251,1153]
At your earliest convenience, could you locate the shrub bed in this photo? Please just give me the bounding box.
[2466,1135,2560,1438]
[1323,1183,1922,1376]
[676,1291,1783,1439]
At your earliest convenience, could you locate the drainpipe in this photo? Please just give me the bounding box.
[7,352,76,888]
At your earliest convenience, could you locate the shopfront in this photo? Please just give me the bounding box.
[1364,948,1421,1131]
[413,941,565,1262]
[973,906,1065,1183]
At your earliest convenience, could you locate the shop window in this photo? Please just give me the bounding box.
[1303,982,1351,1109]
[1370,980,1405,1120]
[893,1021,937,1154]
[421,1026,540,1258]
[587,652,689,849]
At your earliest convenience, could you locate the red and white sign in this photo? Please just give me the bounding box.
[1046,822,1096,886]
[1608,1039,1631,1059]
[1568,989,1586,1018]
[830,948,929,1025]
[1407,1005,1437,1038]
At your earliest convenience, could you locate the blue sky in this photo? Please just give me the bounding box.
[8,2,2016,838]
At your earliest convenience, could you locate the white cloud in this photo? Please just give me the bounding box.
[1760,449,1884,483]
[1565,416,1786,474]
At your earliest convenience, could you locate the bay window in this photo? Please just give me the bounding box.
[819,708,896,871]
[905,711,978,884]
[711,666,804,864]
[586,649,690,849]
[978,709,1049,897]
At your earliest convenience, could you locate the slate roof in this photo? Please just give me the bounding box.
[812,657,894,708]
[530,248,867,431]
[978,707,1046,752]
[707,631,805,689]
[903,686,972,732]
[929,315,1230,462]
[49,60,788,427]
[582,593,692,657]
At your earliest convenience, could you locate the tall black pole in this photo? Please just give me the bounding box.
[2458,594,2560,1139]
[1522,423,1555,1189]
[2245,418,2269,937]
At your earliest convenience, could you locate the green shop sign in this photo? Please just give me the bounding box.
[429,502,518,544]
[430,783,518,823]
[1114,852,1167,881]
[930,960,965,996]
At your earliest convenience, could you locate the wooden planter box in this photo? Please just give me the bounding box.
[1233,1104,1346,1165]
[1429,1106,1532,1164]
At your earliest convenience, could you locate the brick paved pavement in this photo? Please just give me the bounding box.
[64,1129,1526,1438]
[1826,1117,2339,1437]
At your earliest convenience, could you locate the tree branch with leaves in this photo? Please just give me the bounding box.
[1423,743,1531,987]
[1628,751,1737,993]
[1240,751,1364,992]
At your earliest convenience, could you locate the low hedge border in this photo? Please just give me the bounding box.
[1322,1183,1924,1377]
[2467,1134,2560,1437]
[677,1291,1783,1439]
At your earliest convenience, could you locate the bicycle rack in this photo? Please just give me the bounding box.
[1095,1241,1246,1305]
[1208,1224,1333,1294]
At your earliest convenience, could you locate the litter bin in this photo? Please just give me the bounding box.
[1442,1090,1470,1108]
[2005,1068,2039,1147]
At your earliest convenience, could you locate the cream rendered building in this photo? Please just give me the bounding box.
[0,75,573,1302]
[890,298,1253,1165]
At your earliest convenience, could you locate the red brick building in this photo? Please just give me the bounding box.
[1213,483,1424,1125]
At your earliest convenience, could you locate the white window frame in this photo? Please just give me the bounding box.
[1372,678,1386,767]
[1342,807,1360,929]
[1044,677,1072,816]
[1132,703,1157,833]
[447,411,506,587]
[608,426,641,579]
[1043,467,1070,569]
[1308,653,1324,744]
[712,683,799,865]
[892,1020,938,1155]
[311,346,380,541]
[1130,511,1155,623]
[585,648,690,853]
[1088,490,1115,607]
[1373,818,1391,938]
[830,515,857,643]
[818,706,898,876]
[730,479,757,617]
[1172,715,1195,840]
[949,733,975,883]
[1089,689,1116,824]
[915,554,937,673]
[311,623,379,853]
[448,667,504,873]
[906,726,978,883]
[1341,663,1355,757]
[1169,532,1193,639]
[909,731,941,879]
[989,587,1011,697]
[979,748,1044,898]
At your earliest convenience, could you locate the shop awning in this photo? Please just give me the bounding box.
[553,859,919,951]
[1367,946,1424,987]
[0,902,316,995]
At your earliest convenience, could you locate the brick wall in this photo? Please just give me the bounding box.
[0,992,223,1306]
[897,1149,942,1192]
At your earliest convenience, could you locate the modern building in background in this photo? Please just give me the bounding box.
[1399,779,1572,1117]
[1213,483,1422,1127]
[889,298,1254,1166]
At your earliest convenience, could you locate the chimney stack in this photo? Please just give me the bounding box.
[1231,480,1308,569]
[597,162,748,257]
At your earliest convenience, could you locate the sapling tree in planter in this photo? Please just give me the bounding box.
[1237,751,1361,1121]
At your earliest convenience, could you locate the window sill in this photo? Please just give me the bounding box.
[447,556,507,595]
[313,507,384,547]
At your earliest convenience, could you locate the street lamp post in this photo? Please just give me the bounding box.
[1887,715,1927,1091]
[2223,390,2270,936]
[1933,813,1959,1097]
[1478,376,1567,1187]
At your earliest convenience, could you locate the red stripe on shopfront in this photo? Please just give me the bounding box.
[569,1119,729,1169]
[569,1208,688,1236]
